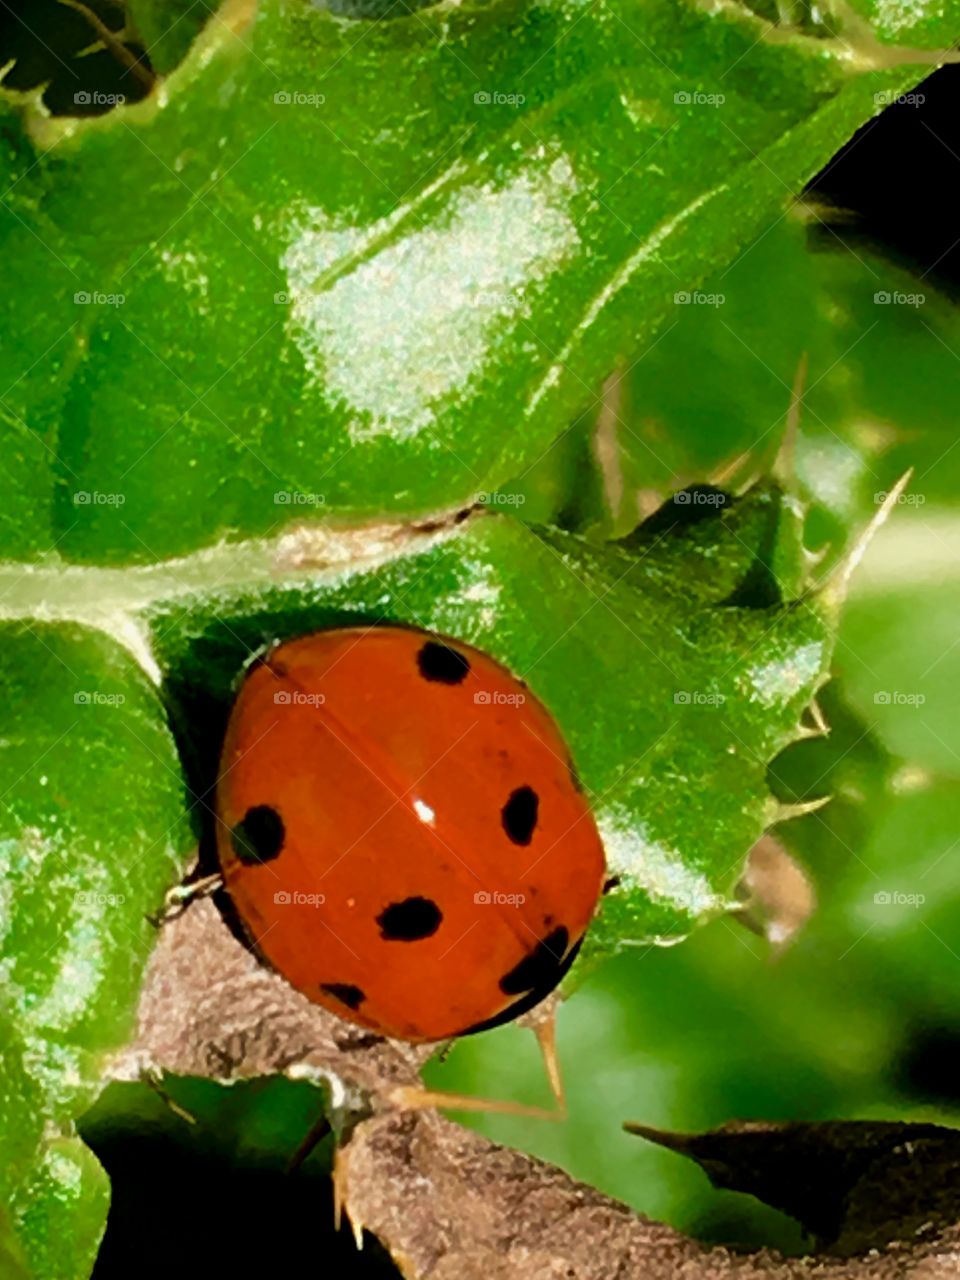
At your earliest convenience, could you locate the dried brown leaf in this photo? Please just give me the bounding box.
[108,895,431,1097]
[108,895,960,1280]
[736,835,817,947]
[342,1111,960,1280]
[626,1119,960,1256]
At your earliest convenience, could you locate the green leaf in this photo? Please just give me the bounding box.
[422,489,960,1239]
[0,3,916,1265]
[768,679,896,880]
[846,0,960,49]
[125,0,219,75]
[839,527,960,773]
[0,100,63,562]
[0,623,193,1279]
[6,1137,110,1280]
[141,485,832,963]
[583,215,960,546]
[0,0,924,563]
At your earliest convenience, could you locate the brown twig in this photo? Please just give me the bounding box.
[58,0,156,91]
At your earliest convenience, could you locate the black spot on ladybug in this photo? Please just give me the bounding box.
[603,876,621,895]
[376,896,443,941]
[458,933,583,1036]
[502,786,538,845]
[499,925,569,996]
[321,982,366,1011]
[231,805,284,864]
[417,641,470,685]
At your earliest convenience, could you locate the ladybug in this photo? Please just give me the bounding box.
[214,625,606,1047]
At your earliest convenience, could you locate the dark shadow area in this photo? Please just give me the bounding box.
[82,1080,402,1280]
[0,0,153,115]
[895,1022,960,1108]
[807,65,960,292]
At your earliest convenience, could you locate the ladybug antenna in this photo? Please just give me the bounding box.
[531,1010,566,1114]
[387,1084,561,1122]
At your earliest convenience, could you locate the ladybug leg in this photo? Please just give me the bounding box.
[384,1009,567,1119]
[150,872,223,926]
[433,1038,457,1064]
[386,1084,559,1121]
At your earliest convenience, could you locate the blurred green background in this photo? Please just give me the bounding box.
[74,58,960,1278]
[415,189,960,1252]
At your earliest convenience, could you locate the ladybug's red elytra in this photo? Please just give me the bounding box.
[215,626,606,1045]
